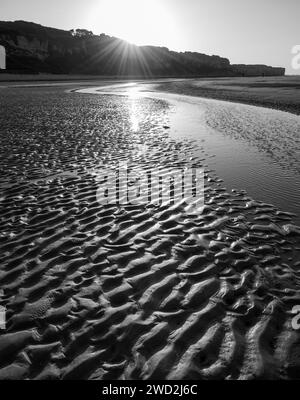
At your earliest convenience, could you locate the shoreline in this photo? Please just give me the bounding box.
[1,75,299,116]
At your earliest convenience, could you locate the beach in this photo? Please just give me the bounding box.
[0,80,299,380]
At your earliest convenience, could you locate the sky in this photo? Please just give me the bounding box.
[1,0,299,74]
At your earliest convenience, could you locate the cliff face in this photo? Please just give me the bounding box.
[232,64,285,77]
[0,21,285,76]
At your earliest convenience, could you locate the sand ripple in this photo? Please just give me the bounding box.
[0,86,299,380]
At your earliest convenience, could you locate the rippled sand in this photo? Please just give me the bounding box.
[0,84,299,380]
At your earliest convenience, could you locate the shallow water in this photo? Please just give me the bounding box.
[78,83,300,224]
[165,96,300,225]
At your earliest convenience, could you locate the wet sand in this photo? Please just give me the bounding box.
[0,82,299,380]
[157,77,300,116]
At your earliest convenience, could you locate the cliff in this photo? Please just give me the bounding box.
[0,21,285,77]
[232,64,285,77]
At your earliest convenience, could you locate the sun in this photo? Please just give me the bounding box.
[91,0,176,46]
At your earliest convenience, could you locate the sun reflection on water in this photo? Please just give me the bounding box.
[127,85,140,99]
[127,85,141,132]
[130,106,139,132]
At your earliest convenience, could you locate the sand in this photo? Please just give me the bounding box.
[157,76,300,116]
[0,82,299,380]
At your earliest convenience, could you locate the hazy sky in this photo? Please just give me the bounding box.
[1,0,299,74]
